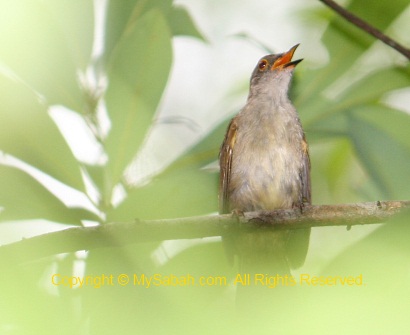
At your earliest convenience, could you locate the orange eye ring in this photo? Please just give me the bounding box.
[258,59,268,71]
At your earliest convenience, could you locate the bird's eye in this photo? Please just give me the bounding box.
[258,59,268,70]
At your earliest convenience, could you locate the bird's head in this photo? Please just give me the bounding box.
[249,44,302,96]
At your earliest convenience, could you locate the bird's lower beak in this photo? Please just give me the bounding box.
[271,44,303,70]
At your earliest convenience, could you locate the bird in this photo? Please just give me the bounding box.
[219,44,311,276]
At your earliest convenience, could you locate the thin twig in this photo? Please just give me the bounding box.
[0,200,409,265]
[319,0,410,60]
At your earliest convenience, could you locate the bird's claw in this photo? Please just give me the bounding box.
[231,209,245,222]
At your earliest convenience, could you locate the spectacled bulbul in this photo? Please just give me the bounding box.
[219,44,311,275]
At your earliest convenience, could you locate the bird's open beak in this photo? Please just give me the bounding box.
[271,44,303,70]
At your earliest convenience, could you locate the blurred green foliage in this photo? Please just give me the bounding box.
[0,0,409,334]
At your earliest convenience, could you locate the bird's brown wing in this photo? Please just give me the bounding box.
[219,118,238,214]
[286,134,311,269]
[301,134,311,205]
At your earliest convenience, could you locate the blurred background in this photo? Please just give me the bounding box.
[0,0,409,334]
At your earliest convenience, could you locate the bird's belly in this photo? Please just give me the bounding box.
[228,144,302,211]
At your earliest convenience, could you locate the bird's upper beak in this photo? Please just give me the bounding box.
[271,44,303,70]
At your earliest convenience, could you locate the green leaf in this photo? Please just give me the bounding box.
[304,110,348,139]
[104,9,173,196]
[104,0,173,61]
[0,165,90,224]
[354,104,410,152]
[167,6,205,40]
[40,0,94,71]
[166,118,231,174]
[322,0,408,84]
[301,65,410,135]
[0,257,76,334]
[304,100,410,201]
[307,211,410,333]
[108,167,218,221]
[107,119,232,221]
[0,0,94,110]
[325,139,353,194]
[347,110,410,199]
[337,66,410,109]
[82,242,236,335]
[0,76,84,191]
[297,0,409,114]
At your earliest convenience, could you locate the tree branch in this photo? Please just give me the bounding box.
[319,0,410,60]
[1,200,409,264]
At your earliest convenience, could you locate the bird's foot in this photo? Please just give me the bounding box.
[231,209,245,222]
[292,201,309,214]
